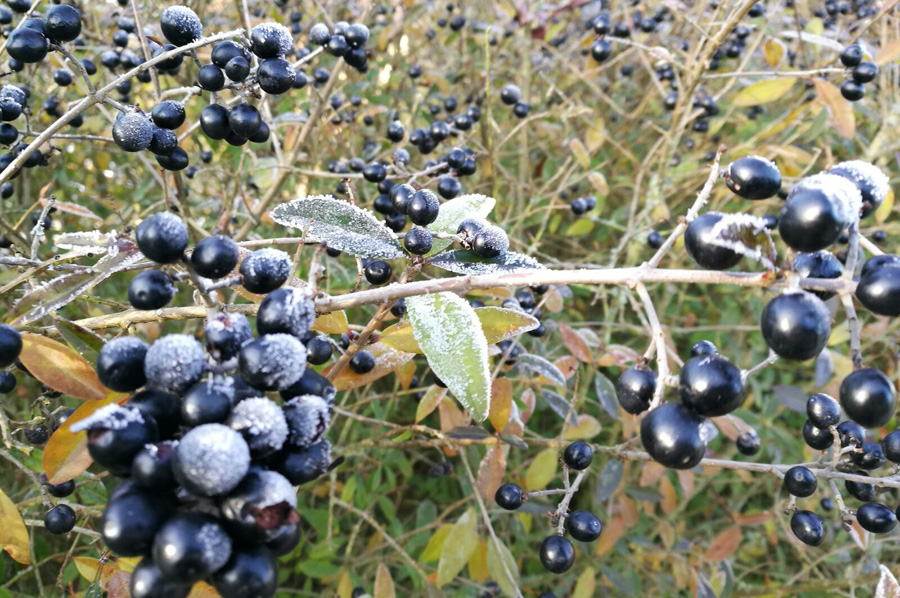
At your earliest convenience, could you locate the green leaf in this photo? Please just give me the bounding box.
[437,509,477,586]
[407,292,491,421]
[269,195,405,259]
[564,218,595,236]
[487,538,519,598]
[421,524,454,563]
[424,194,495,257]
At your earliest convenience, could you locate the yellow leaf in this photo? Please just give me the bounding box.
[732,78,797,107]
[813,79,855,139]
[875,187,893,223]
[588,172,609,196]
[381,307,538,353]
[0,486,30,565]
[415,386,448,423]
[585,120,606,152]
[876,39,900,65]
[705,526,742,561]
[563,414,602,440]
[313,310,349,334]
[763,38,785,67]
[564,219,595,236]
[437,509,477,586]
[572,566,596,598]
[374,563,395,598]
[660,475,678,515]
[468,540,489,583]
[337,571,354,598]
[525,448,558,491]
[569,138,590,169]
[187,581,222,597]
[74,557,120,585]
[44,392,125,484]
[18,333,108,401]
[325,343,414,391]
[489,378,513,433]
[422,525,454,563]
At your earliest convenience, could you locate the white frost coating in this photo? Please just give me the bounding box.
[205,311,252,344]
[196,522,231,572]
[144,334,206,394]
[828,160,890,205]
[407,292,492,422]
[251,23,294,57]
[253,469,297,509]
[429,194,496,238]
[0,85,25,105]
[242,248,291,283]
[476,225,510,254]
[99,335,148,364]
[283,395,330,448]
[707,212,777,270]
[54,230,117,250]
[174,424,250,496]
[112,112,153,151]
[248,334,307,390]
[228,397,288,453]
[71,404,144,433]
[793,173,863,226]
[146,211,188,247]
[430,250,545,276]
[269,195,405,259]
[161,6,202,36]
[276,288,315,337]
[308,23,330,45]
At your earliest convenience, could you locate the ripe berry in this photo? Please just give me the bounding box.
[840,368,896,429]
[539,535,575,574]
[173,423,250,498]
[0,324,23,368]
[74,405,158,476]
[472,225,509,258]
[564,510,602,542]
[240,334,307,391]
[96,336,148,392]
[408,189,440,225]
[857,502,897,534]
[736,430,761,455]
[495,483,525,510]
[793,251,842,300]
[226,397,288,459]
[256,288,316,338]
[129,389,181,440]
[44,504,76,535]
[828,161,889,218]
[679,354,745,416]
[790,510,824,546]
[204,312,252,362]
[181,378,233,427]
[390,183,415,214]
[304,337,332,366]
[130,557,191,598]
[513,102,530,118]
[783,466,817,497]
[191,235,239,279]
[778,174,859,252]
[7,28,48,63]
[563,441,593,470]
[641,403,707,469]
[349,350,376,374]
[615,364,656,415]
[883,430,900,463]
[200,103,229,137]
[856,266,900,317]
[44,4,81,42]
[690,340,717,357]
[102,485,170,555]
[0,372,16,394]
[807,393,841,429]
[840,44,864,67]
[240,248,291,294]
[684,212,742,270]
[760,291,830,361]
[437,176,461,199]
[852,61,878,84]
[404,227,433,255]
[144,334,206,395]
[229,103,262,138]
[837,420,866,448]
[113,112,154,152]
[365,260,392,285]
[160,5,202,46]
[500,84,521,105]
[131,442,178,490]
[219,468,296,544]
[24,425,49,445]
[212,546,278,598]
[128,270,175,310]
[725,155,781,200]
[591,39,612,62]
[846,472,876,501]
[153,512,232,585]
[850,441,886,470]
[387,120,405,142]
[250,22,293,58]
[840,80,865,102]
[862,254,900,278]
[268,439,332,485]
[137,212,188,264]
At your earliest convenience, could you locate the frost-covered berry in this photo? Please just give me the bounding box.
[144,334,206,395]
[827,160,890,219]
[270,439,332,485]
[457,217,488,240]
[240,248,292,294]
[205,312,252,361]
[283,395,330,449]
[72,404,157,476]
[97,336,148,392]
[113,112,154,152]
[239,334,307,391]
[250,22,293,59]
[308,23,330,46]
[191,235,240,279]
[256,287,316,338]
[136,211,189,264]
[472,225,509,258]
[160,6,202,47]
[280,367,336,406]
[219,468,297,542]
[227,397,289,458]
[172,423,250,497]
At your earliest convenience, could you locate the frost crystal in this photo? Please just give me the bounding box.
[161,6,202,38]
[252,469,297,509]
[144,334,206,394]
[70,404,144,433]
[263,288,316,338]
[147,211,188,248]
[227,397,289,456]
[251,23,294,57]
[707,212,777,270]
[240,334,307,391]
[283,395,330,449]
[112,112,154,152]
[309,23,330,45]
[477,225,510,253]
[0,85,25,105]
[205,311,252,345]
[196,522,232,572]
[828,160,890,211]
[173,424,250,496]
[242,248,291,285]
[793,173,862,226]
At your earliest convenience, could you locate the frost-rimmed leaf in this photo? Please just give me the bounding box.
[10,237,141,326]
[407,292,491,421]
[424,194,495,257]
[381,306,538,353]
[269,195,405,259]
[516,354,566,386]
[54,230,117,250]
[707,213,777,270]
[428,250,545,275]
[594,371,620,419]
[542,389,578,424]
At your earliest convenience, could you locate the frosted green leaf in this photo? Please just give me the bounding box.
[436,509,477,587]
[269,195,405,259]
[407,292,491,421]
[428,250,545,275]
[516,354,566,386]
[425,193,495,257]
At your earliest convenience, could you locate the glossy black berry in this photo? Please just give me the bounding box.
[268,439,332,485]
[306,337,332,365]
[0,324,22,368]
[837,420,866,448]
[131,441,178,490]
[778,175,856,252]
[862,254,900,278]
[793,251,842,300]
[852,61,878,84]
[539,535,575,574]
[690,340,717,357]
[857,502,897,534]
[387,120,405,142]
[191,235,239,279]
[760,291,830,361]
[137,212,188,264]
[7,28,48,63]
[591,39,612,62]
[840,44,864,67]
[840,368,896,429]
[615,365,656,415]
[229,103,262,138]
[840,80,865,102]
[96,336,148,392]
[850,441,886,471]
[181,379,233,427]
[565,510,602,542]
[365,260,392,285]
[240,248,291,294]
[790,510,824,546]
[130,557,191,598]
[404,227,433,255]
[563,441,593,470]
[736,430,761,455]
[128,270,175,310]
[0,372,15,394]
[499,84,520,105]
[846,471,876,501]
[102,485,170,555]
[725,156,781,199]
[641,403,707,469]
[129,389,181,440]
[212,545,278,598]
[807,393,841,429]
[437,176,461,199]
[349,350,376,374]
[883,429,900,463]
[80,406,158,476]
[684,212,742,270]
[408,189,440,225]
[856,266,900,317]
[44,5,81,42]
[495,483,525,510]
[390,183,415,214]
[679,354,745,416]
[783,466,817,497]
[256,288,315,338]
[44,504,76,534]
[153,512,232,585]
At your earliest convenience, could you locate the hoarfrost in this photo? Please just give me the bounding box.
[144,334,206,394]
[283,395,330,449]
[174,424,250,496]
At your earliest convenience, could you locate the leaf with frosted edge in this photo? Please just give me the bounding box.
[707,213,777,270]
[54,230,118,250]
[270,195,405,259]
[428,250,545,275]
[516,354,566,386]
[381,306,538,353]
[424,193,495,257]
[407,292,491,421]
[486,537,519,598]
[780,30,844,52]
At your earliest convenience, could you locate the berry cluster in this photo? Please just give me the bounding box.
[838,44,879,101]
